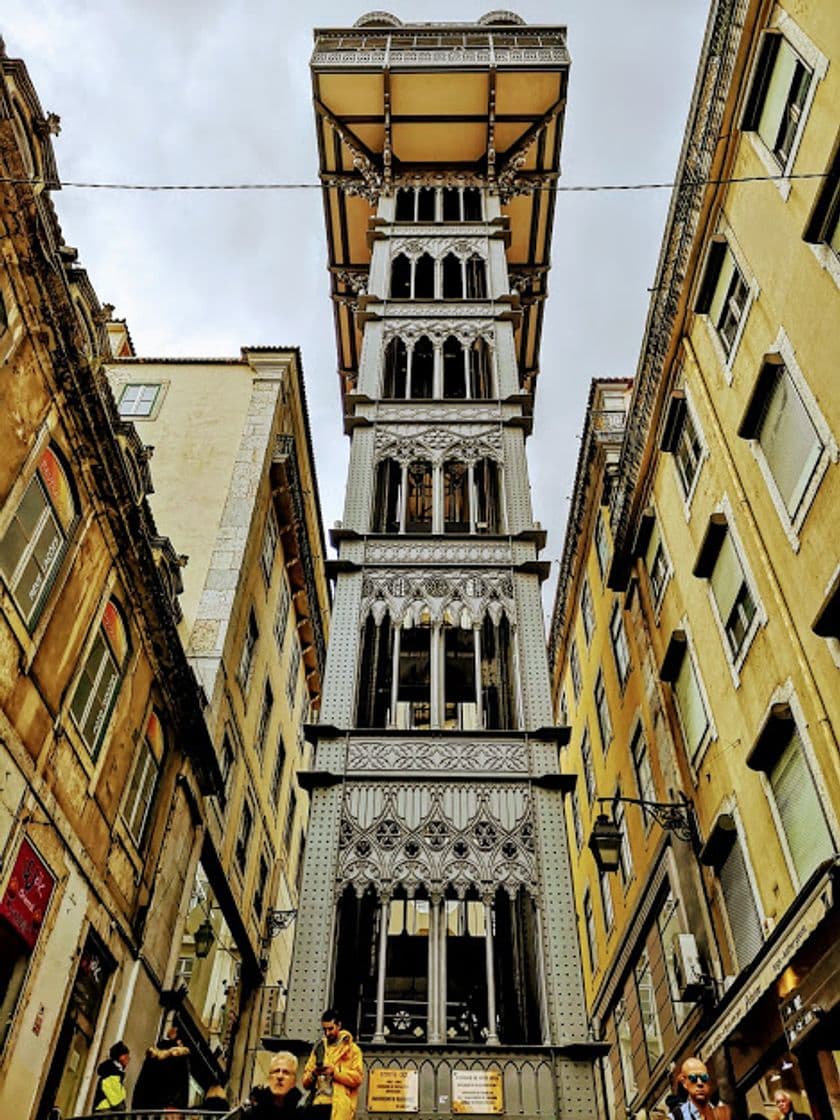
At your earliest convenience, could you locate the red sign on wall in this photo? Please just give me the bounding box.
[0,838,56,949]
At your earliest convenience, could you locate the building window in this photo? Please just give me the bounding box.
[594,670,612,753]
[70,597,130,757]
[235,797,254,873]
[609,602,631,688]
[260,507,278,586]
[287,639,301,711]
[219,730,236,806]
[569,640,581,701]
[742,33,812,171]
[583,889,598,973]
[253,853,270,920]
[0,445,77,627]
[238,609,258,694]
[283,788,297,856]
[634,949,663,1067]
[405,461,434,532]
[695,241,751,359]
[614,998,636,1104]
[0,291,8,334]
[558,686,569,729]
[702,815,763,972]
[661,631,710,762]
[118,383,160,417]
[645,523,671,609]
[255,679,274,757]
[656,891,691,1028]
[675,405,704,498]
[739,358,827,523]
[122,710,162,847]
[804,141,840,262]
[748,709,834,887]
[594,512,610,580]
[695,515,759,661]
[581,578,595,645]
[569,785,584,853]
[442,185,482,221]
[615,797,634,887]
[630,724,655,811]
[599,869,614,932]
[581,727,596,804]
[274,577,291,649]
[270,732,287,807]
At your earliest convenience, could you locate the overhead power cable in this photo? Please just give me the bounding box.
[0,171,829,192]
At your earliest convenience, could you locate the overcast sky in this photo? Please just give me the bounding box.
[3,0,710,614]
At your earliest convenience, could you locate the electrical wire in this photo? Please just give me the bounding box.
[0,171,829,192]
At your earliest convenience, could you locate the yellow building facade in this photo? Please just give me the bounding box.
[552,0,840,1116]
[105,339,331,1094]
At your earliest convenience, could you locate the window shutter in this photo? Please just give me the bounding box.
[758,369,822,514]
[710,533,743,624]
[708,249,735,326]
[757,38,797,153]
[674,653,707,758]
[719,837,763,969]
[769,732,833,884]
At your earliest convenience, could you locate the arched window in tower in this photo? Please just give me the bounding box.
[442,187,461,221]
[442,335,466,398]
[442,253,463,299]
[474,458,501,533]
[373,460,402,533]
[396,612,432,729]
[463,187,482,220]
[417,187,436,221]
[443,461,470,533]
[395,188,414,222]
[465,254,487,299]
[410,336,434,398]
[481,613,517,729]
[442,616,478,729]
[391,254,411,298]
[469,338,493,398]
[356,611,394,728]
[414,254,435,299]
[405,461,433,532]
[383,337,408,398]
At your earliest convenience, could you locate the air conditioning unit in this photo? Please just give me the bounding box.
[672,933,706,1001]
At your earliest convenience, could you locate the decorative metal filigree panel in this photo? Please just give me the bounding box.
[337,783,537,898]
[374,425,503,466]
[359,569,516,627]
[347,738,529,774]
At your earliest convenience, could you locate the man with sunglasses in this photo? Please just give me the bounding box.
[674,1058,731,1120]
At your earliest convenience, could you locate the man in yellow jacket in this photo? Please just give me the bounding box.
[302,1008,364,1119]
[92,1041,130,1111]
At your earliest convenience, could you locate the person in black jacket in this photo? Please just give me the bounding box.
[132,1024,190,1110]
[92,1041,130,1112]
[247,1052,305,1116]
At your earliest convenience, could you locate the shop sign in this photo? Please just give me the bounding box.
[71,934,113,1022]
[451,1069,503,1114]
[701,874,833,1060]
[780,988,820,1048]
[0,838,56,949]
[367,1068,419,1113]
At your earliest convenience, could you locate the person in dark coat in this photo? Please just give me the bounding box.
[202,1083,231,1112]
[131,1024,190,1110]
[92,1041,130,1112]
[247,1052,305,1116]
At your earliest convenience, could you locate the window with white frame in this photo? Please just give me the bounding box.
[615,796,634,887]
[694,515,759,661]
[661,631,710,762]
[235,796,254,872]
[630,724,656,811]
[599,868,614,932]
[739,357,828,524]
[695,240,751,359]
[645,522,671,610]
[270,731,287,807]
[238,609,258,694]
[595,670,613,753]
[274,576,291,649]
[260,507,278,586]
[609,602,631,688]
[581,727,596,804]
[748,708,834,887]
[594,512,610,581]
[614,998,636,1103]
[583,888,598,973]
[569,639,582,701]
[804,143,840,263]
[581,578,595,645]
[0,444,77,627]
[675,406,704,498]
[742,32,813,172]
[255,678,274,757]
[70,598,130,757]
[219,730,235,806]
[703,815,763,972]
[283,787,298,856]
[122,716,161,847]
[287,639,301,710]
[118,383,161,417]
[634,948,663,1067]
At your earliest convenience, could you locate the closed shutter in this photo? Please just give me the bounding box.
[720,836,763,969]
[769,732,833,883]
[674,653,707,758]
[710,532,742,624]
[757,38,797,152]
[759,369,822,515]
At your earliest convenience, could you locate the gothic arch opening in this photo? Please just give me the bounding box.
[442,253,463,299]
[442,335,466,398]
[414,253,435,299]
[391,253,411,298]
[410,336,434,398]
[383,337,407,398]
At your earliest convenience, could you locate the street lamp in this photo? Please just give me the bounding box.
[588,793,697,874]
[194,917,216,959]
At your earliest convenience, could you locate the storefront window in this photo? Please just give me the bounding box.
[743,1052,814,1118]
